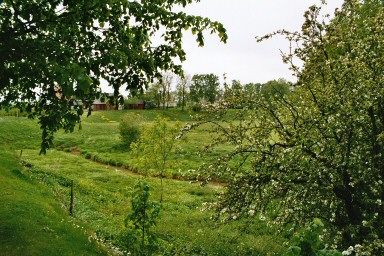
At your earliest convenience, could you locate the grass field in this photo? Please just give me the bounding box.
[54,109,235,180]
[0,110,286,255]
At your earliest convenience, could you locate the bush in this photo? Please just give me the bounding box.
[189,103,202,112]
[144,101,155,110]
[119,114,144,148]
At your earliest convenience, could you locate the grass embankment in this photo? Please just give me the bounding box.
[0,112,286,255]
[0,121,108,255]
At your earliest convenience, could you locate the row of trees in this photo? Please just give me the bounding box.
[130,73,291,110]
[134,72,220,110]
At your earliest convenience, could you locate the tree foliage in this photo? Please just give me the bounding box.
[176,73,190,111]
[190,73,220,104]
[197,0,384,251]
[131,116,181,201]
[124,178,160,255]
[259,78,291,99]
[0,0,227,153]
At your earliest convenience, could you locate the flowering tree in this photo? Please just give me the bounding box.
[199,0,383,252]
[0,0,227,153]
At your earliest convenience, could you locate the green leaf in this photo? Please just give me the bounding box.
[286,246,301,256]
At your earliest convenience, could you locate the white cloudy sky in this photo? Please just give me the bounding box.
[108,0,344,94]
[177,0,344,85]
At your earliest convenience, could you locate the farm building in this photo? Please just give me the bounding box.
[92,93,123,111]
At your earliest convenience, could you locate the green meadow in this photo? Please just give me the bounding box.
[54,109,236,180]
[0,110,285,255]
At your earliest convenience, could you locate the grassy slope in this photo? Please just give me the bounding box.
[0,147,107,255]
[0,117,108,255]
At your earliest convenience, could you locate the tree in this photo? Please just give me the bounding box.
[0,0,227,153]
[176,73,190,111]
[223,79,244,109]
[231,80,242,94]
[131,116,181,202]
[145,73,174,109]
[190,73,220,104]
[197,0,384,252]
[243,82,262,100]
[259,78,290,99]
[159,72,173,109]
[145,82,162,109]
[124,178,161,255]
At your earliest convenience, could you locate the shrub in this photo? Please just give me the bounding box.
[119,114,144,148]
[144,101,155,110]
[190,103,202,112]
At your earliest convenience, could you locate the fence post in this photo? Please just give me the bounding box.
[70,180,74,216]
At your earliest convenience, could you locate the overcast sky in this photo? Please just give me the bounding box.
[177,0,344,85]
[108,1,344,94]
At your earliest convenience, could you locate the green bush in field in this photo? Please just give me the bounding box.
[144,101,155,110]
[119,114,144,148]
[189,103,202,112]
